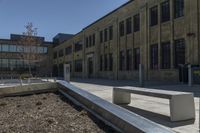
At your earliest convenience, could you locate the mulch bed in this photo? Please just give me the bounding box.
[0,93,117,133]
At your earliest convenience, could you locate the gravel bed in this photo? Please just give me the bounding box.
[0,93,117,133]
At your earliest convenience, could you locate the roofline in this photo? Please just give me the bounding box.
[83,0,134,30]
[54,0,134,49]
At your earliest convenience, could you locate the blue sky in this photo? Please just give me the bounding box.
[0,0,128,41]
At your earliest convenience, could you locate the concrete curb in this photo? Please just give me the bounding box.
[57,80,175,133]
[0,82,57,97]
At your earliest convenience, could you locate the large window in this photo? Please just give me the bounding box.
[150,44,158,69]
[174,0,184,18]
[53,52,57,59]
[2,44,9,52]
[58,50,64,57]
[86,37,89,48]
[85,37,89,48]
[127,49,132,71]
[16,60,23,69]
[174,39,185,68]
[119,21,125,37]
[161,42,171,69]
[134,14,140,32]
[109,26,113,40]
[126,17,132,34]
[134,48,140,70]
[119,51,125,71]
[109,53,113,71]
[92,34,95,46]
[9,45,17,52]
[38,47,44,54]
[161,1,170,22]
[74,42,82,52]
[1,59,9,68]
[100,55,103,71]
[43,47,48,53]
[150,6,158,26]
[104,28,108,42]
[100,31,103,43]
[104,54,108,71]
[17,45,24,52]
[89,36,92,47]
[75,60,83,72]
[9,59,17,70]
[65,46,72,55]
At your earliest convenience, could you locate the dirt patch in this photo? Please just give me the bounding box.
[0,93,117,133]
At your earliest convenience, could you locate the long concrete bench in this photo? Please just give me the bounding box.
[113,86,195,122]
[57,81,174,133]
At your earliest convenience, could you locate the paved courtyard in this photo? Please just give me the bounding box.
[71,78,200,133]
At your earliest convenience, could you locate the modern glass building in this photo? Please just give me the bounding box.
[0,34,53,78]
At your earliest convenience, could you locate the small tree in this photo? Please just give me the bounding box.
[18,22,43,77]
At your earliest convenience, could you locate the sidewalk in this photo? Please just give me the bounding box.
[71,78,200,133]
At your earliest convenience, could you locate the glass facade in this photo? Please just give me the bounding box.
[0,58,36,71]
[0,44,48,54]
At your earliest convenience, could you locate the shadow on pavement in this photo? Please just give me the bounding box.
[121,105,195,128]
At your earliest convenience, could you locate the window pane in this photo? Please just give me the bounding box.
[134,48,140,70]
[161,1,170,22]
[9,45,17,52]
[150,6,158,26]
[150,44,159,69]
[104,29,108,42]
[126,17,132,34]
[74,42,83,52]
[127,49,132,71]
[109,53,113,71]
[17,45,24,52]
[174,0,184,18]
[58,49,64,57]
[2,59,8,68]
[134,14,140,32]
[86,37,89,48]
[104,54,108,71]
[2,44,9,52]
[10,59,17,70]
[161,42,171,69]
[100,55,103,71]
[119,51,125,71]
[75,60,82,72]
[38,47,44,53]
[174,39,185,68]
[89,35,92,46]
[119,21,125,36]
[65,46,72,55]
[54,52,57,59]
[109,26,113,40]
[92,34,95,46]
[100,31,103,43]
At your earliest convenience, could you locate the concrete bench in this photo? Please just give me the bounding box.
[58,81,174,133]
[113,87,195,122]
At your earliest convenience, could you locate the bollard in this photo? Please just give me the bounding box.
[139,64,144,87]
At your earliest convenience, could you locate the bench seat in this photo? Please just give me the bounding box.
[113,86,195,122]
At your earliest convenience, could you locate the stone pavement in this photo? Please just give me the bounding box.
[71,78,200,133]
